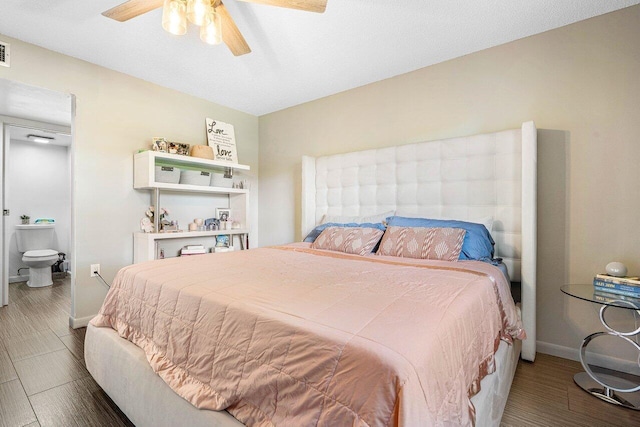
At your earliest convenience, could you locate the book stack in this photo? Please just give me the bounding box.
[593,273,640,299]
[180,244,206,256]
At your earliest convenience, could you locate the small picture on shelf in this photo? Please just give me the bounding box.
[152,137,167,152]
[167,141,190,156]
[215,235,230,247]
[216,208,231,222]
[204,217,219,230]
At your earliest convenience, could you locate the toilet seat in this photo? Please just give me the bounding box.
[21,249,59,288]
[23,249,58,259]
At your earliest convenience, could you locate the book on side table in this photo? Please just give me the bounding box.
[593,289,640,305]
[593,273,640,298]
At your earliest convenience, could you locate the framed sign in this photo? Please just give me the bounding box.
[206,118,238,164]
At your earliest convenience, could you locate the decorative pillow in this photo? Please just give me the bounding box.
[386,216,494,262]
[377,226,466,261]
[312,227,385,256]
[320,211,395,225]
[304,222,386,243]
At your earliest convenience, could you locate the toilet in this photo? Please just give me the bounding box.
[15,224,59,288]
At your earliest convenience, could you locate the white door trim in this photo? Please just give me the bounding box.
[1,122,6,306]
[0,114,73,307]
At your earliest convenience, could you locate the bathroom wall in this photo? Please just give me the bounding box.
[8,139,71,279]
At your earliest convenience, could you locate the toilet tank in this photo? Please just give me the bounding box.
[15,224,55,252]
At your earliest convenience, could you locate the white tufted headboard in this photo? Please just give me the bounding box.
[301,121,537,361]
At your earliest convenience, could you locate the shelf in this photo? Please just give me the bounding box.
[140,150,250,171]
[135,229,249,240]
[135,182,249,194]
[133,149,251,263]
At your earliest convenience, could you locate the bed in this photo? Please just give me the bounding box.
[85,121,537,426]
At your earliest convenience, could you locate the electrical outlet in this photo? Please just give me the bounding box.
[91,264,100,277]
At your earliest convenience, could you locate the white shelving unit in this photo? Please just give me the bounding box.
[133,150,251,263]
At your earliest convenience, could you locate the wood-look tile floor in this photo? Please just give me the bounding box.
[0,278,132,427]
[1,278,639,426]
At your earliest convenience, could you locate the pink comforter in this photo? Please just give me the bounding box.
[91,244,524,426]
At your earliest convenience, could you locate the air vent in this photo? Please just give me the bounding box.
[0,41,10,68]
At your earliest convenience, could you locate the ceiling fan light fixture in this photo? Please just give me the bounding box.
[162,0,188,36]
[187,0,211,26]
[200,8,222,45]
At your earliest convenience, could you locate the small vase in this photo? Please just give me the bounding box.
[21,219,29,225]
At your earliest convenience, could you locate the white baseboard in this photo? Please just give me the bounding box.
[69,314,95,329]
[9,275,28,283]
[537,340,638,373]
[537,340,580,361]
[10,272,70,283]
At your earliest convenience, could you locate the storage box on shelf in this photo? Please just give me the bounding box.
[179,169,211,186]
[211,172,233,188]
[155,166,180,183]
[133,150,250,263]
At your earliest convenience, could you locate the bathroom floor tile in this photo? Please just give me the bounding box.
[4,329,66,362]
[13,348,89,396]
[0,379,38,427]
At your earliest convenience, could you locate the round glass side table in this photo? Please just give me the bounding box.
[561,284,640,410]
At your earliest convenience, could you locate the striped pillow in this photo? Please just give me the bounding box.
[312,227,384,256]
[376,226,466,261]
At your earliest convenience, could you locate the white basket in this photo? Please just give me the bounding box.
[180,170,211,186]
[155,166,180,184]
[211,172,233,188]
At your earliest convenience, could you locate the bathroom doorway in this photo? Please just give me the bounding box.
[6,125,72,286]
[0,79,74,309]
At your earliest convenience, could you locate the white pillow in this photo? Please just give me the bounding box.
[320,210,395,225]
[469,216,494,233]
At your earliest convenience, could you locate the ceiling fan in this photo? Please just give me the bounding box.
[102,0,327,56]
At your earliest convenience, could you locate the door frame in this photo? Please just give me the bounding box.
[1,112,75,307]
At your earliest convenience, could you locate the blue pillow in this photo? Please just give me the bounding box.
[385,216,494,262]
[304,222,387,243]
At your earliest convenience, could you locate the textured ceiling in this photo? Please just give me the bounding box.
[0,1,638,116]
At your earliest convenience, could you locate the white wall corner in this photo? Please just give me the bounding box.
[69,314,96,329]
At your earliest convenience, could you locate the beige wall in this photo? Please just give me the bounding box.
[0,36,259,322]
[259,6,640,359]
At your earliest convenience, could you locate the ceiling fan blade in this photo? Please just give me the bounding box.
[102,0,165,22]
[236,0,327,13]
[218,3,251,56]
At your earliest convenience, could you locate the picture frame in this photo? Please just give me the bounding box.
[152,137,167,152]
[215,208,231,222]
[167,141,190,156]
[215,235,230,247]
